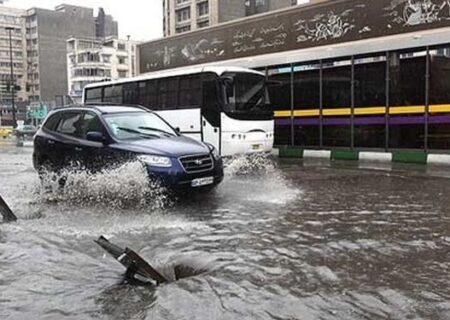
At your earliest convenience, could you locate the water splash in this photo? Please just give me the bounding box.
[224,153,276,177]
[36,161,172,210]
[222,153,301,205]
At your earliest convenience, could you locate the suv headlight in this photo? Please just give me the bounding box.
[137,155,172,167]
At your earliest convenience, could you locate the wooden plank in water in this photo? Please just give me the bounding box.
[0,194,17,223]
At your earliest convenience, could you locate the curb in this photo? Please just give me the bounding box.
[277,147,450,166]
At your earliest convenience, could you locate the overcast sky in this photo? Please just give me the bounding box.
[7,0,164,42]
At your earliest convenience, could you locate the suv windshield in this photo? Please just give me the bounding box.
[104,112,177,140]
[222,72,273,120]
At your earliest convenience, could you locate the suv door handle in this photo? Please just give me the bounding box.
[47,139,55,145]
[75,147,83,152]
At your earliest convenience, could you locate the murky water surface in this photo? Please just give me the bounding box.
[1,145,449,319]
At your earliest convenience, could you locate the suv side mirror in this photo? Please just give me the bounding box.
[86,131,106,143]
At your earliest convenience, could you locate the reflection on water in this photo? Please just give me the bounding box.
[1,147,450,319]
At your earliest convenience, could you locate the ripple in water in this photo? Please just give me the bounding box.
[36,161,172,210]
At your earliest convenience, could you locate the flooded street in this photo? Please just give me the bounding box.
[1,145,449,320]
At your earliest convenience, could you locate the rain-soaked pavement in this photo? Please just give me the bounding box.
[0,143,449,320]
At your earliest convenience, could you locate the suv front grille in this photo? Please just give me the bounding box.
[179,154,213,173]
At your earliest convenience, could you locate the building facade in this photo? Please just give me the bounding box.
[140,0,450,153]
[67,37,138,102]
[163,0,295,36]
[25,4,118,105]
[0,6,27,104]
[0,6,27,126]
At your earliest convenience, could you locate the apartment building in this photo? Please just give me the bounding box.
[67,37,138,102]
[163,0,294,36]
[26,4,118,104]
[0,6,27,105]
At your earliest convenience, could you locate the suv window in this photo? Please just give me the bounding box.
[79,113,104,139]
[43,113,61,131]
[56,112,82,137]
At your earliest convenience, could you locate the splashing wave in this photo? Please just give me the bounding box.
[37,161,172,210]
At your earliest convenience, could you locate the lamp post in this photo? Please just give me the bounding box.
[5,26,16,128]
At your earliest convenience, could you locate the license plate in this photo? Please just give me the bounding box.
[191,177,214,187]
[252,144,262,150]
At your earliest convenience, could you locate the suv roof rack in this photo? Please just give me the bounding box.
[84,102,150,110]
[53,103,151,113]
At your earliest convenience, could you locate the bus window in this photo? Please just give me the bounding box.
[158,77,178,110]
[104,85,123,103]
[179,75,202,108]
[123,82,138,104]
[85,87,102,103]
[139,80,158,109]
[202,76,221,127]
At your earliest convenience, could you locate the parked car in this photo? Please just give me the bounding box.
[0,127,12,139]
[14,125,38,139]
[33,105,224,191]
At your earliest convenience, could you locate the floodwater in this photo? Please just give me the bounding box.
[1,145,449,320]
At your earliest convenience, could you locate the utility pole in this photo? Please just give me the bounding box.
[6,27,16,128]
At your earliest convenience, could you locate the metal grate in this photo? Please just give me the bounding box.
[179,154,213,173]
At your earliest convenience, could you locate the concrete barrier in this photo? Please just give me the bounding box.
[428,154,450,166]
[276,146,450,167]
[303,150,331,159]
[359,152,392,162]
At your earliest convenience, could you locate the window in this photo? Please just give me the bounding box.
[293,62,321,147]
[118,70,127,78]
[389,49,426,149]
[198,20,209,28]
[138,80,158,108]
[56,112,82,136]
[202,74,221,127]
[268,65,292,146]
[123,82,138,104]
[322,58,352,147]
[176,7,190,22]
[104,113,177,140]
[176,25,191,34]
[103,85,123,103]
[428,45,450,150]
[354,54,387,148]
[179,75,202,108]
[85,87,102,103]
[79,113,104,139]
[197,2,209,16]
[158,77,179,109]
[43,113,62,131]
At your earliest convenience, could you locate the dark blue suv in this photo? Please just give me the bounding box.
[33,105,224,190]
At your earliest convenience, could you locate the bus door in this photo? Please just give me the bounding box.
[201,77,221,152]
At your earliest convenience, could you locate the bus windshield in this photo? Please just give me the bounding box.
[222,72,273,120]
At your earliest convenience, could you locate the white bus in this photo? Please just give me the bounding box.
[83,66,274,156]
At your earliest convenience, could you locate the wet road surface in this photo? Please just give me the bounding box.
[0,145,449,319]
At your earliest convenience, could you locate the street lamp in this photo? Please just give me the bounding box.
[5,26,16,128]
